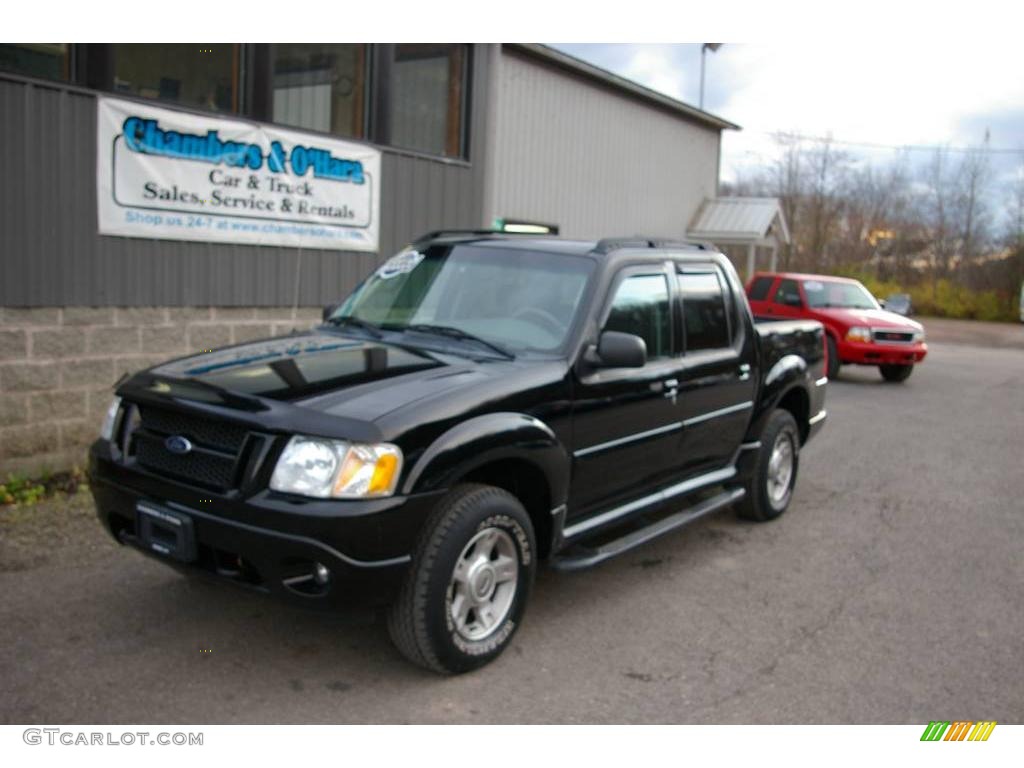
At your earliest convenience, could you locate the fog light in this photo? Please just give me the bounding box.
[313,562,330,585]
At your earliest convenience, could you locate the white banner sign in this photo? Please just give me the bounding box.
[96,97,381,251]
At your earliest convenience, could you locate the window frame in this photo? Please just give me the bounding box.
[385,43,470,160]
[676,263,740,357]
[268,43,371,141]
[596,263,678,364]
[109,43,244,115]
[0,44,71,83]
[772,277,804,308]
[747,275,776,302]
[4,44,473,164]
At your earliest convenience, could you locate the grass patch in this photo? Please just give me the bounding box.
[0,467,87,507]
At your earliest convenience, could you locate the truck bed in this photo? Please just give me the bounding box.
[755,316,826,371]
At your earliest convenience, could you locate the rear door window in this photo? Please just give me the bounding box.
[679,270,731,352]
[747,275,775,301]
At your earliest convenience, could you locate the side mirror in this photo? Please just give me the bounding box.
[783,294,803,308]
[322,302,341,322]
[586,331,647,369]
[878,299,888,309]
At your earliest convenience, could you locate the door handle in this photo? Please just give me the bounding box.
[738,364,751,381]
[663,378,679,402]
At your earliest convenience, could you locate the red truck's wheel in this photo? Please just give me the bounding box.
[736,409,800,522]
[879,364,914,382]
[387,483,536,674]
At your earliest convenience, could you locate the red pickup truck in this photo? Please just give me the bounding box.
[746,272,927,382]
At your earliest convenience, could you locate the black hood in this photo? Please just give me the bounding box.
[125,329,567,442]
[151,330,445,402]
[138,330,533,426]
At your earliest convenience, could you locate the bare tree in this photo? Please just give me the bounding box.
[1007,156,1024,292]
[838,154,911,273]
[769,133,803,269]
[802,137,850,270]
[956,133,992,266]
[921,148,959,294]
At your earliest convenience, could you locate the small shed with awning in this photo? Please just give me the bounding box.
[687,197,790,280]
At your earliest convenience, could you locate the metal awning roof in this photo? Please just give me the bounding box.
[688,197,790,246]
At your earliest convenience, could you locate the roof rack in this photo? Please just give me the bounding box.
[411,228,559,245]
[592,237,715,254]
[412,229,500,243]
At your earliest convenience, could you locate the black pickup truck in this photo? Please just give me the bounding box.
[90,232,827,673]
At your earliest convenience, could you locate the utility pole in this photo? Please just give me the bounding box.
[699,43,722,109]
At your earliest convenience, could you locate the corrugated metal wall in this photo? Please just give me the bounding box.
[489,49,721,240]
[0,48,491,307]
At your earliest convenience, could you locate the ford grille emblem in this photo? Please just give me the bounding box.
[165,435,193,455]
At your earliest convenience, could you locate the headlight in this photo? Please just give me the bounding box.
[100,395,123,441]
[270,435,403,499]
[845,326,872,344]
[912,329,926,343]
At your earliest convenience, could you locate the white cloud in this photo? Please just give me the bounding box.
[619,46,689,101]
[554,43,1024,184]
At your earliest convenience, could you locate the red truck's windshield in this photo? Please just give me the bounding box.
[802,279,878,310]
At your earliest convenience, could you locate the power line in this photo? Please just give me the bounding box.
[746,129,1024,155]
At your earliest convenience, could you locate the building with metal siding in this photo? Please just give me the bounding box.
[486,45,734,239]
[0,54,492,309]
[0,43,737,474]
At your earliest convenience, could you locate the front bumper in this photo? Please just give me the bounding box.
[89,441,445,609]
[838,340,927,366]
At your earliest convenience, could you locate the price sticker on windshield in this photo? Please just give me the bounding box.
[804,281,824,291]
[377,248,425,279]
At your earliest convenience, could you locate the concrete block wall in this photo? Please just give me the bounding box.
[0,307,321,477]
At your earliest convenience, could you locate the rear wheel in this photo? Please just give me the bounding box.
[879,364,914,382]
[826,335,840,380]
[387,484,536,674]
[736,409,800,522]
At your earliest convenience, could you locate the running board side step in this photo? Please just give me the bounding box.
[550,487,746,571]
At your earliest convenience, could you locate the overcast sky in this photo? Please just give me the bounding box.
[552,43,1024,188]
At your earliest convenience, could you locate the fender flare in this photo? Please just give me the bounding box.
[764,353,807,389]
[746,355,811,443]
[400,412,570,509]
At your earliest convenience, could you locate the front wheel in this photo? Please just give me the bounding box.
[387,484,536,674]
[736,409,800,522]
[879,364,914,382]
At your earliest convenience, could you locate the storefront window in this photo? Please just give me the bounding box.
[390,44,466,158]
[272,44,367,138]
[0,44,68,81]
[112,44,238,113]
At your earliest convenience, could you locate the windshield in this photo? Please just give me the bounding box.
[331,244,595,352]
[802,279,879,310]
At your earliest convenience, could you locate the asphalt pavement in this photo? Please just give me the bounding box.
[1,330,1022,723]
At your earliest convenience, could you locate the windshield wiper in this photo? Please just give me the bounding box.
[396,324,515,360]
[324,315,383,338]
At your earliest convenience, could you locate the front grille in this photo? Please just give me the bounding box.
[872,329,915,344]
[131,405,251,491]
[135,436,239,490]
[137,405,248,453]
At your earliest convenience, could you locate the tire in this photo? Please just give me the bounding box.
[387,483,536,674]
[826,334,840,380]
[879,364,914,382]
[735,409,800,522]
